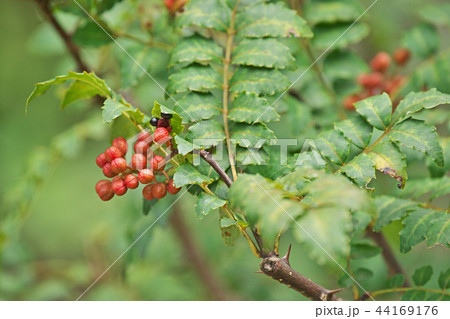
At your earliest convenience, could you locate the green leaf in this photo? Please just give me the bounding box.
[176,92,221,124]
[166,65,222,94]
[418,3,450,26]
[177,0,230,32]
[402,23,439,59]
[400,208,444,253]
[373,196,417,231]
[412,265,433,286]
[174,136,200,156]
[236,146,269,166]
[391,89,450,125]
[304,1,362,25]
[195,193,227,220]
[229,93,279,124]
[400,176,450,201]
[438,268,450,290]
[230,123,275,147]
[323,50,369,81]
[230,67,290,96]
[236,2,312,38]
[220,218,237,228]
[312,22,369,49]
[186,119,226,147]
[295,206,352,271]
[401,290,427,301]
[173,162,215,187]
[350,239,382,259]
[151,102,184,135]
[219,210,241,247]
[335,116,373,149]
[72,21,112,47]
[388,274,406,288]
[341,153,375,187]
[355,93,392,131]
[26,71,111,112]
[232,38,295,69]
[389,119,444,166]
[61,80,100,109]
[229,174,303,246]
[367,141,407,188]
[102,99,130,123]
[427,214,450,248]
[315,130,350,165]
[143,198,157,216]
[168,36,223,68]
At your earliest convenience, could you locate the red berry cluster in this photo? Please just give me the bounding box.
[95,113,181,201]
[343,48,411,110]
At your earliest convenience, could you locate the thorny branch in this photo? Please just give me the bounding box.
[198,151,344,301]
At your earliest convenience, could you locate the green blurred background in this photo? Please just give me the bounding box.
[0,0,448,301]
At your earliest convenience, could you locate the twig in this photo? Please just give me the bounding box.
[198,150,233,187]
[169,205,234,300]
[34,0,90,72]
[260,247,343,301]
[366,228,411,287]
[222,0,240,182]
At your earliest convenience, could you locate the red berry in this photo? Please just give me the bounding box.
[134,140,150,154]
[343,95,360,111]
[142,184,154,200]
[153,127,170,144]
[112,175,123,183]
[96,153,108,168]
[357,72,383,89]
[384,75,405,94]
[157,118,170,128]
[137,131,152,143]
[95,180,114,201]
[132,153,147,170]
[370,52,391,72]
[150,155,166,171]
[152,182,167,199]
[103,163,117,178]
[111,157,128,174]
[105,146,123,162]
[393,48,410,66]
[112,179,127,196]
[112,137,128,156]
[138,169,155,184]
[124,174,139,189]
[167,179,181,195]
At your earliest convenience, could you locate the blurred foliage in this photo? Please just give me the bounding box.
[1,0,449,301]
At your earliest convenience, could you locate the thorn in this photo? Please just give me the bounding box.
[359,291,372,301]
[326,288,344,300]
[282,244,292,265]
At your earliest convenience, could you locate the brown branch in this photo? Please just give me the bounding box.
[35,0,90,72]
[260,247,343,301]
[199,150,233,187]
[366,228,411,287]
[169,205,235,300]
